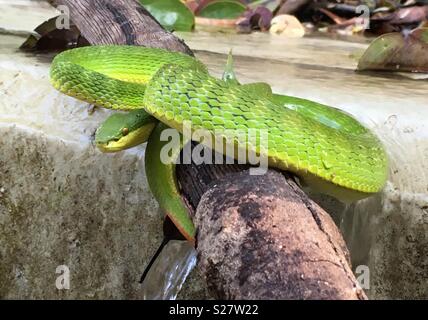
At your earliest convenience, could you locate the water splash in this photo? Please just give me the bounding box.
[141,240,197,300]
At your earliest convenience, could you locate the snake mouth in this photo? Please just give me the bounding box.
[95,122,156,153]
[96,141,122,153]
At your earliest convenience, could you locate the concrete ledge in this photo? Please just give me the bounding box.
[0,36,208,299]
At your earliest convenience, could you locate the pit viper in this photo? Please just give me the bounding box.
[50,45,388,241]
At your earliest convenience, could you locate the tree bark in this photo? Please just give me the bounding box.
[55,0,193,55]
[195,170,365,299]
[50,0,366,300]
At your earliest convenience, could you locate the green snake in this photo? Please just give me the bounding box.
[50,45,388,241]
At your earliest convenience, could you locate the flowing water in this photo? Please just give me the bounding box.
[141,241,197,300]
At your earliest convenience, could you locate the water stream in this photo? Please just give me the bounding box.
[141,241,197,300]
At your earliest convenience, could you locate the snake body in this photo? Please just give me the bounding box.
[50,45,388,240]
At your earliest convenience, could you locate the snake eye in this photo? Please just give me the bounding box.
[121,127,129,136]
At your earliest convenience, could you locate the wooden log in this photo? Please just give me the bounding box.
[50,0,366,300]
[195,170,365,299]
[55,0,193,55]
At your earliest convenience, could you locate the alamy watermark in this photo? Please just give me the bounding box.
[355,265,370,290]
[159,121,269,175]
[55,5,71,30]
[355,5,371,30]
[55,265,70,290]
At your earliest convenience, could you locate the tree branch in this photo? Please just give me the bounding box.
[56,0,193,55]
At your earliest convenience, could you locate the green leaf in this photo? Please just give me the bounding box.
[248,0,281,12]
[140,0,194,31]
[198,0,247,19]
[357,28,428,73]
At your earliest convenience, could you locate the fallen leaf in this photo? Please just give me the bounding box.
[236,6,273,33]
[371,5,428,25]
[269,14,305,37]
[357,27,428,72]
[140,0,195,31]
[247,0,281,12]
[20,16,88,52]
[197,0,247,19]
[195,0,246,14]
